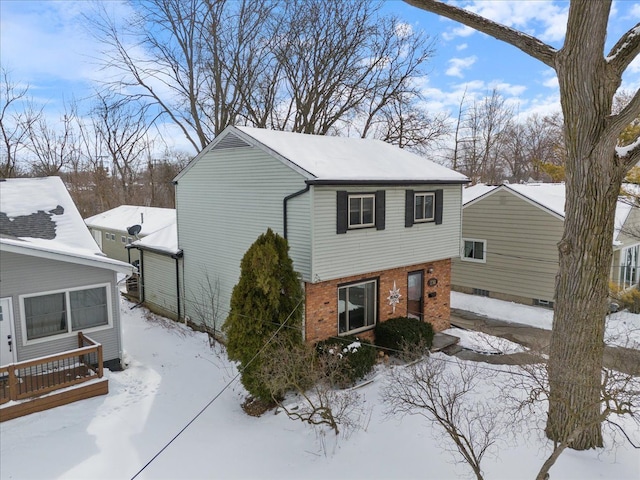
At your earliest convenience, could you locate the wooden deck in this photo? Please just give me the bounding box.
[0,333,108,422]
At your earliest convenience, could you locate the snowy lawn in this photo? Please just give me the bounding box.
[452,291,640,350]
[1,297,639,480]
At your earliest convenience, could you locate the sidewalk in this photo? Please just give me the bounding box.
[447,308,640,375]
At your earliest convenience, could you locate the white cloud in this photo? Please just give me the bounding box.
[446,56,477,78]
[488,82,527,97]
[630,3,640,17]
[456,43,468,51]
[442,24,475,41]
[439,1,568,44]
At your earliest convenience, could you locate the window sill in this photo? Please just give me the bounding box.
[460,258,486,264]
[23,324,113,347]
[339,324,375,337]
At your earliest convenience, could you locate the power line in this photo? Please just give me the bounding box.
[129,298,304,480]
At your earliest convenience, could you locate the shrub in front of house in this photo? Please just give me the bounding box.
[374,316,434,355]
[315,335,377,388]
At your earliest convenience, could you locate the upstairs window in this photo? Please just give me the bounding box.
[405,189,443,227]
[414,192,435,222]
[337,191,385,234]
[462,239,486,263]
[349,194,375,228]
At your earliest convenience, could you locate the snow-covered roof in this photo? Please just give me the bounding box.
[132,222,179,255]
[0,177,133,273]
[463,182,635,244]
[177,126,469,184]
[235,126,468,182]
[85,205,176,237]
[462,184,498,204]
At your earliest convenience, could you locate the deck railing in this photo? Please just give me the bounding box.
[0,333,103,405]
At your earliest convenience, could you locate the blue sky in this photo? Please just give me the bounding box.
[2,0,640,154]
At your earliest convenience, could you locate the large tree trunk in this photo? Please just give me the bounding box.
[403,0,640,451]
[547,148,624,449]
[545,1,624,449]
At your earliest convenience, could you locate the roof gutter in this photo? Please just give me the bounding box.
[283,185,310,239]
[305,179,470,186]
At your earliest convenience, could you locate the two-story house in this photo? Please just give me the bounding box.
[174,126,468,343]
[451,183,640,307]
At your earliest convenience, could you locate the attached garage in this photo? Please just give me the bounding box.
[129,224,183,321]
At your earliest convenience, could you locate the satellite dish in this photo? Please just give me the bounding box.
[127,224,142,236]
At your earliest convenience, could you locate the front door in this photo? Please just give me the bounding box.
[0,298,16,366]
[407,271,424,321]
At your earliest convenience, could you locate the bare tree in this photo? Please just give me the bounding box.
[88,0,279,149]
[454,89,513,183]
[89,92,158,205]
[189,271,224,347]
[404,0,640,450]
[382,356,504,480]
[143,151,189,208]
[26,106,80,176]
[259,336,366,437]
[89,0,438,148]
[505,352,640,480]
[0,69,42,177]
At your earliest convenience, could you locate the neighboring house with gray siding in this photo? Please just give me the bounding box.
[0,177,133,369]
[174,126,468,344]
[451,183,640,307]
[128,222,183,321]
[85,206,176,264]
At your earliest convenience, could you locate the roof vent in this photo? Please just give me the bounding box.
[213,133,250,150]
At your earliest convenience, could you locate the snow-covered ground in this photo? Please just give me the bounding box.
[1,298,639,479]
[452,291,640,350]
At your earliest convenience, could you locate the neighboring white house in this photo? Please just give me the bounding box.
[451,183,640,307]
[0,177,133,369]
[85,206,176,264]
[173,126,469,343]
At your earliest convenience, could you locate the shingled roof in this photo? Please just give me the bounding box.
[0,177,132,273]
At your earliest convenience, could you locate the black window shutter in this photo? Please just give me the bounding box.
[337,191,348,234]
[375,190,385,230]
[405,190,414,227]
[435,189,444,225]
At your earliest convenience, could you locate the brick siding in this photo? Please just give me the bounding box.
[304,258,451,344]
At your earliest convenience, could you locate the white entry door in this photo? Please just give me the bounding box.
[0,298,16,366]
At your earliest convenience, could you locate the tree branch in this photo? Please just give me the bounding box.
[608,87,640,168]
[402,0,557,68]
[607,24,640,76]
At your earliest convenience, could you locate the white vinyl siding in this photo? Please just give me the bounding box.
[452,189,563,302]
[311,184,462,281]
[141,251,180,318]
[0,250,123,363]
[176,144,311,330]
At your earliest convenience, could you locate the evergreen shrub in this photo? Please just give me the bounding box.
[374,316,434,354]
[315,335,376,388]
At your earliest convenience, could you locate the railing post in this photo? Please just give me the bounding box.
[97,344,103,378]
[8,367,18,401]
